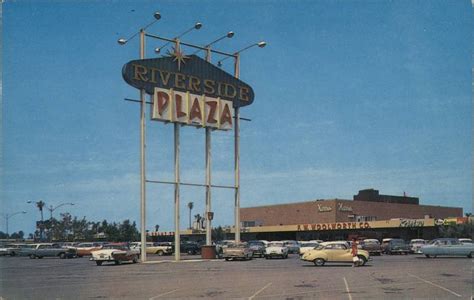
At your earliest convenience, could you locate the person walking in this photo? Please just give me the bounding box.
[351,237,360,267]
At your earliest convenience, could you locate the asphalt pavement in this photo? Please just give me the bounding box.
[0,254,472,299]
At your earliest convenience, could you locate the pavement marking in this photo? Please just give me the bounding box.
[248,282,272,300]
[343,277,352,300]
[408,273,462,298]
[149,289,180,299]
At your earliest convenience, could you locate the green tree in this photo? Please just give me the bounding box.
[212,226,225,241]
[439,222,474,239]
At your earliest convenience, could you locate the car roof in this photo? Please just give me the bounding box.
[321,241,348,245]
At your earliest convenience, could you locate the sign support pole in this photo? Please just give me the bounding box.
[174,123,181,261]
[205,48,212,246]
[139,29,147,262]
[234,53,241,242]
[174,39,182,262]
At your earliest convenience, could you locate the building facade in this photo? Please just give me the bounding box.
[238,189,463,241]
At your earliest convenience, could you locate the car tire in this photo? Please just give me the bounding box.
[59,253,66,259]
[314,258,325,266]
[265,256,269,259]
[29,254,36,259]
[114,260,121,265]
[37,256,43,259]
[357,255,367,266]
[468,252,473,258]
[96,261,103,266]
[132,255,138,263]
[156,250,164,256]
[10,252,16,257]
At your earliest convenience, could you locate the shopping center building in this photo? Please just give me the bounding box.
[237,189,464,241]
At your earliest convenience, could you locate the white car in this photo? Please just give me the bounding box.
[264,241,288,259]
[130,242,173,256]
[90,243,140,266]
[409,239,427,254]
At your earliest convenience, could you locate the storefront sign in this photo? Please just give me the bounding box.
[337,203,353,212]
[122,55,254,109]
[297,222,370,231]
[399,219,425,227]
[317,204,332,212]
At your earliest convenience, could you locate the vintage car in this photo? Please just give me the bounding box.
[178,241,201,255]
[421,238,474,258]
[75,242,103,257]
[0,243,25,256]
[382,238,410,255]
[248,240,266,258]
[409,239,427,254]
[215,240,235,258]
[299,241,320,256]
[90,243,140,266]
[360,239,382,256]
[300,241,370,266]
[283,240,300,254]
[130,242,173,256]
[264,241,288,259]
[20,243,77,259]
[458,238,473,244]
[222,242,253,261]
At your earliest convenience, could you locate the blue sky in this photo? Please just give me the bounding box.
[2,0,472,234]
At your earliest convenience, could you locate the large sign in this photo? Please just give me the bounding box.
[122,55,254,108]
[151,88,234,130]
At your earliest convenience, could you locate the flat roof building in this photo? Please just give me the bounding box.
[237,189,463,241]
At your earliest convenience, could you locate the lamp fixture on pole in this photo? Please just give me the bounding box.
[154,22,203,54]
[117,11,161,45]
[192,31,234,57]
[217,41,266,67]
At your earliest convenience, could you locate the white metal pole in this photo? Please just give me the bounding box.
[234,53,241,242]
[139,29,147,262]
[205,47,212,246]
[174,122,181,261]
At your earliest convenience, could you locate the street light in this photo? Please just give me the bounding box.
[117,11,161,45]
[5,211,26,235]
[154,22,203,54]
[219,41,267,242]
[47,203,75,220]
[217,41,266,67]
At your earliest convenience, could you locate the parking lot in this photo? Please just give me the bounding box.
[1,254,472,299]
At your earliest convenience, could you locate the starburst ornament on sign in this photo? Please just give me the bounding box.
[168,46,189,71]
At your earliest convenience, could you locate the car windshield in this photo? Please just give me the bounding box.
[103,244,128,250]
[249,242,264,246]
[229,243,247,248]
[301,243,319,247]
[268,242,283,247]
[391,240,405,245]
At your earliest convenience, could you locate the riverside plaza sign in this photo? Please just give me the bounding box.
[122,54,255,129]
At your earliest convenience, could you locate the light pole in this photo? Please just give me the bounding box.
[46,202,74,241]
[5,211,26,236]
[118,11,161,263]
[47,203,75,220]
[194,31,235,246]
[218,41,267,242]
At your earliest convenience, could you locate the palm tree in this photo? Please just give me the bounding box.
[36,201,45,240]
[187,202,194,229]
